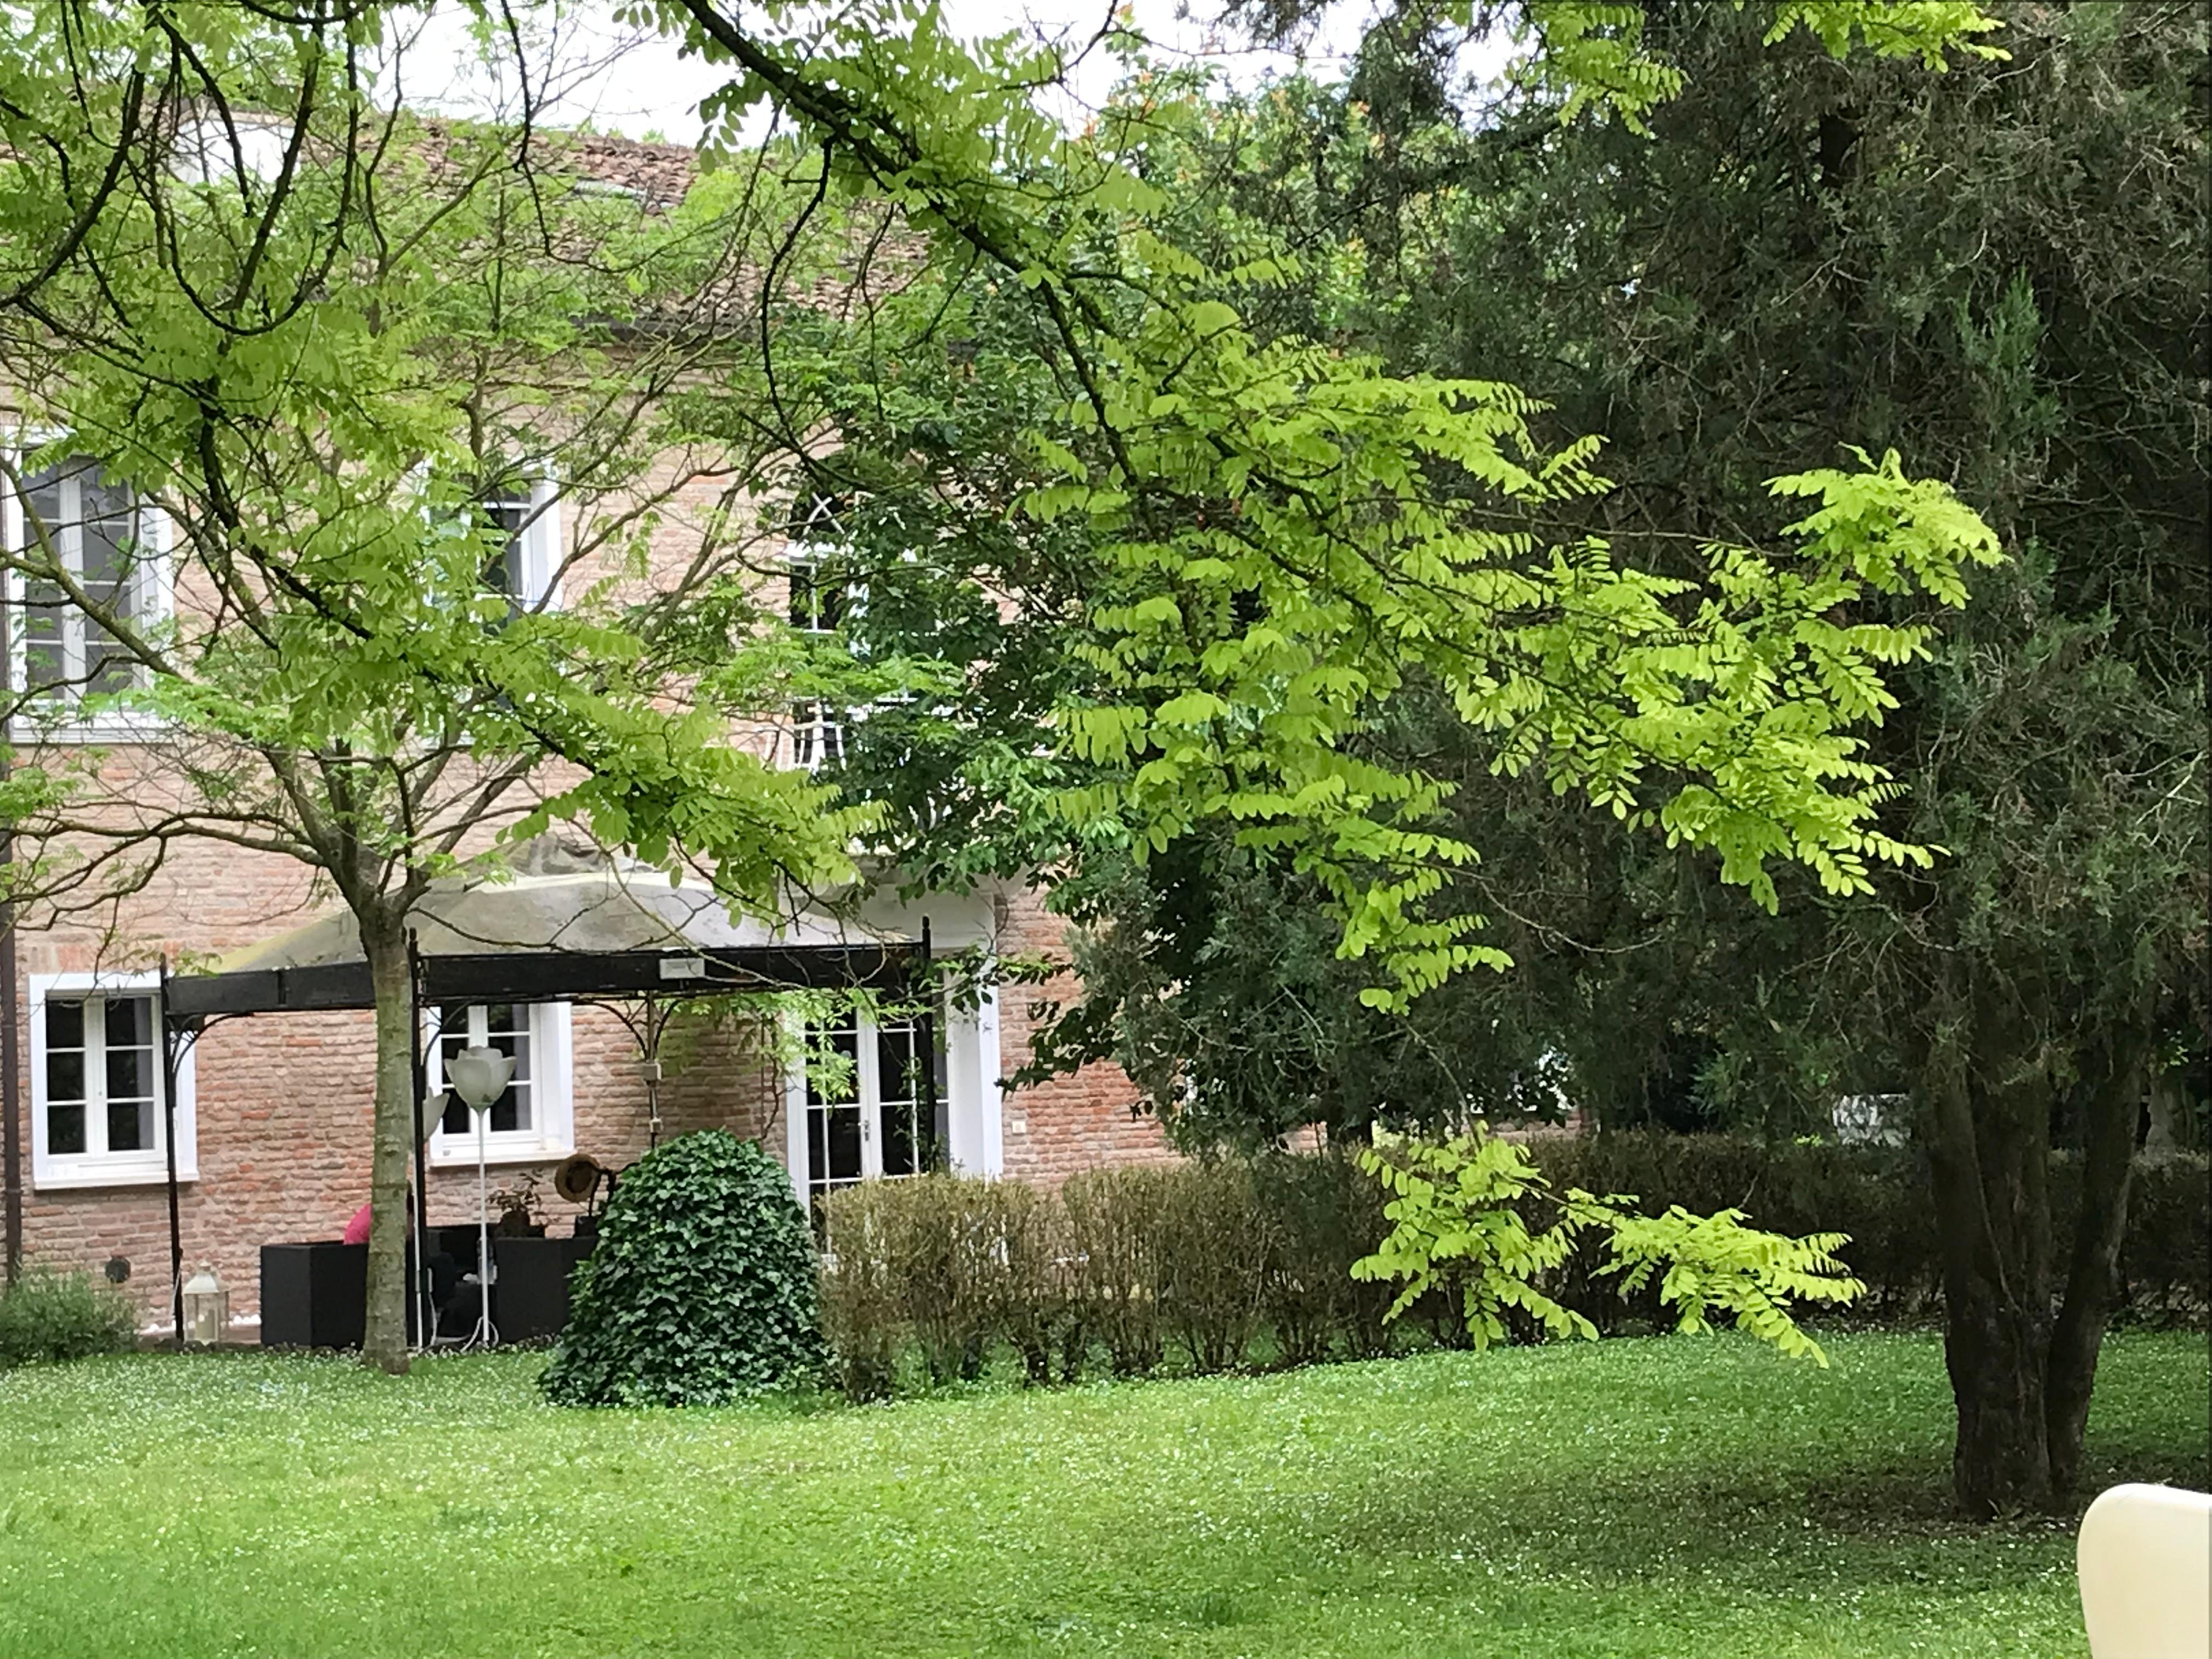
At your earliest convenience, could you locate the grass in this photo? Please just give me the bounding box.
[0,1331,2203,1659]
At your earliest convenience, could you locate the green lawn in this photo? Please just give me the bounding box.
[0,1332,2203,1659]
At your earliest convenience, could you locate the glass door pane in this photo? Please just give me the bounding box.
[804,1015,864,1205]
[874,1017,933,1177]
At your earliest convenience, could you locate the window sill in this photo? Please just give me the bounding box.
[34,1158,198,1192]
[426,1141,571,1171]
[9,714,172,747]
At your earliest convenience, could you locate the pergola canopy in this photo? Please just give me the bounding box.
[165,859,923,1019]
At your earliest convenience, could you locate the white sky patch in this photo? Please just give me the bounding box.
[385,0,1387,144]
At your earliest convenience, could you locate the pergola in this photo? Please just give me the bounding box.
[156,856,932,1344]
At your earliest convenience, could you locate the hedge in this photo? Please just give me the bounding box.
[1525,1135,2209,1329]
[820,1158,1400,1398]
[816,1138,2207,1397]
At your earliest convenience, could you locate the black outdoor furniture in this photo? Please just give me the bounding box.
[260,1226,596,1349]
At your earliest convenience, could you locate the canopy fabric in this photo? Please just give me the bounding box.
[166,862,922,1018]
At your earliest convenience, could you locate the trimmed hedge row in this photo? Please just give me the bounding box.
[817,1138,2208,1398]
[819,1158,1396,1399]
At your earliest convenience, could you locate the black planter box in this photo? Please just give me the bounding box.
[489,1234,595,1342]
[261,1229,594,1349]
[259,1241,421,1349]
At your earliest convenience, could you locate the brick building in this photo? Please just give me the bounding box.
[0,131,1173,1331]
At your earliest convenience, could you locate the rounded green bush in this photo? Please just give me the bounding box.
[540,1130,828,1407]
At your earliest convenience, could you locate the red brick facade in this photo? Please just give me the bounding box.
[5,849,1169,1325]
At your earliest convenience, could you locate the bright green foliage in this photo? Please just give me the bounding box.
[1513,2,2006,131]
[0,9,909,1365]
[650,0,2008,1011]
[1353,1128,1862,1363]
[0,1263,139,1368]
[542,1131,828,1407]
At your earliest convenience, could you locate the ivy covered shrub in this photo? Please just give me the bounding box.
[0,1264,138,1368]
[540,1131,827,1407]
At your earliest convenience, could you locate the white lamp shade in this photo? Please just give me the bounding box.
[446,1045,516,1111]
[418,1089,451,1141]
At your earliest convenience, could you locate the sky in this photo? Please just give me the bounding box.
[398,0,1390,144]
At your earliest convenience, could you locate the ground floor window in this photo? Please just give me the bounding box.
[425,1001,574,1166]
[790,1006,946,1211]
[29,972,194,1189]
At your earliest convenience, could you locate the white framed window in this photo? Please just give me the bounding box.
[781,492,855,772]
[786,491,849,635]
[481,469,562,613]
[786,700,847,772]
[784,1005,944,1213]
[425,1000,574,1167]
[29,972,195,1190]
[4,447,173,727]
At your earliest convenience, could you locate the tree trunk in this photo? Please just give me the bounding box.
[360,911,416,1375]
[1941,1269,2055,1516]
[2046,1031,2144,1496]
[1921,969,2152,1517]
[1922,977,2060,1516]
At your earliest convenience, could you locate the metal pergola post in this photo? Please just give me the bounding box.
[917,917,939,1164]
[158,958,184,1346]
[409,932,433,1352]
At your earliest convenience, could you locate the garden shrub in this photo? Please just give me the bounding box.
[1524,1135,2203,1328]
[823,1175,986,1390]
[1153,1161,1269,1374]
[819,1173,1068,1399]
[541,1130,827,1407]
[818,1189,904,1402]
[1061,1166,1175,1378]
[1249,1149,1397,1363]
[2127,1155,2211,1317]
[1528,1133,1940,1329]
[803,1139,2203,1400]
[989,1177,1067,1384]
[0,1264,138,1368]
[2058,1151,2211,1324]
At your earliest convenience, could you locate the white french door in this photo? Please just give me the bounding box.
[787,1007,941,1212]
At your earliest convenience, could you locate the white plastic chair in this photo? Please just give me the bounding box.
[2078,1482,2212,1658]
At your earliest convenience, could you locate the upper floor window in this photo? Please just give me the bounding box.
[6,452,167,709]
[786,701,847,772]
[30,972,196,1190]
[786,492,849,636]
[781,492,855,772]
[478,471,561,614]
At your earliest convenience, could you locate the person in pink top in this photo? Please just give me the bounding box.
[343,1189,419,1244]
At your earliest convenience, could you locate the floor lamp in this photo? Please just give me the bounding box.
[444,1045,516,1352]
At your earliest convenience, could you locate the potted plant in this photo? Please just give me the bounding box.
[489,1173,549,1238]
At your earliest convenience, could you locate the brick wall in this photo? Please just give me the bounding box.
[991,885,1177,1184]
[3,859,1172,1323]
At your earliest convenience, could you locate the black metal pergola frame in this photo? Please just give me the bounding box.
[153,924,934,1346]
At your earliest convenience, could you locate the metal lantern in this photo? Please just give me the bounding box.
[181,1266,228,1346]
